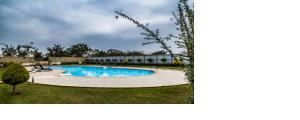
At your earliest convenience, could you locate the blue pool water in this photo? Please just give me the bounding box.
[49,66,155,77]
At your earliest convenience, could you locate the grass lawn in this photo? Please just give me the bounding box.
[0,83,191,104]
[0,66,191,104]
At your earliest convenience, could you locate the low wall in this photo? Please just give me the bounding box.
[35,61,49,65]
[49,57,84,65]
[0,57,35,63]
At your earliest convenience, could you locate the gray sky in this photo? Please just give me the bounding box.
[0,0,188,54]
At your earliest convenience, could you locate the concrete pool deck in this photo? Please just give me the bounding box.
[29,67,188,88]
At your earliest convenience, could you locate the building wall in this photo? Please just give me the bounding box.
[86,55,188,64]
[49,57,84,64]
[35,61,49,65]
[0,56,189,65]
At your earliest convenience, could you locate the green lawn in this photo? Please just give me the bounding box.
[0,66,190,104]
[0,83,191,104]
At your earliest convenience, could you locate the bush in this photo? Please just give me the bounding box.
[1,63,29,95]
[123,60,128,64]
[137,59,142,63]
[173,58,182,65]
[147,59,153,63]
[161,58,167,63]
[3,62,15,68]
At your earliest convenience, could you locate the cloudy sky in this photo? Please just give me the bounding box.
[0,0,188,54]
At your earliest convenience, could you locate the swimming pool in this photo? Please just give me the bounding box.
[49,66,155,77]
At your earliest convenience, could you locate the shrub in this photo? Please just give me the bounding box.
[173,59,181,65]
[173,57,183,65]
[3,62,15,68]
[123,60,128,64]
[137,59,142,63]
[161,58,167,63]
[1,63,29,95]
[147,58,153,63]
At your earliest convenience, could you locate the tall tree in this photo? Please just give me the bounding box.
[1,42,38,57]
[91,49,107,57]
[16,44,37,57]
[115,0,194,103]
[1,44,17,57]
[33,50,44,61]
[126,50,145,56]
[47,44,68,57]
[106,49,125,56]
[66,43,91,57]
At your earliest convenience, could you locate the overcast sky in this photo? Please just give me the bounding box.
[0,0,190,54]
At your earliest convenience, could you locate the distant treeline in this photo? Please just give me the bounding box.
[0,42,168,60]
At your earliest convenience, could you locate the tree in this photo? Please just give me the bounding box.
[47,44,69,57]
[1,44,17,57]
[91,49,107,57]
[67,43,91,57]
[151,50,167,55]
[106,49,125,56]
[33,50,44,61]
[16,42,37,57]
[1,43,38,57]
[1,42,38,57]
[115,0,194,103]
[126,50,145,56]
[1,63,29,95]
[91,49,145,56]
